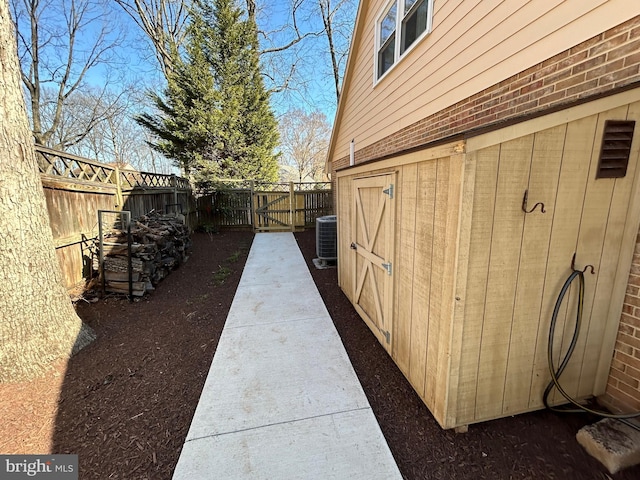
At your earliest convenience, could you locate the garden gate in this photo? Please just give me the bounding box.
[197,181,332,231]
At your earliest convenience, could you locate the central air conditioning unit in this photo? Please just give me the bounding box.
[316,215,337,263]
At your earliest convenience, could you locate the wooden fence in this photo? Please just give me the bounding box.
[197,181,333,231]
[37,146,332,289]
[37,146,195,289]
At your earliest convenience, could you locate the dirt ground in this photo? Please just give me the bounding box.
[0,231,252,479]
[1,228,640,479]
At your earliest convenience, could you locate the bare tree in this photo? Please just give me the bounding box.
[114,0,190,78]
[318,0,356,103]
[11,0,126,149]
[279,109,331,182]
[115,0,317,88]
[69,96,174,173]
[258,0,356,112]
[0,0,95,382]
[246,0,324,95]
[138,130,174,173]
[247,0,316,55]
[37,84,130,150]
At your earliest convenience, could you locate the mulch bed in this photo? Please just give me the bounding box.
[1,228,639,479]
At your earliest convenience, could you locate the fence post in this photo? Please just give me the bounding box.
[171,174,178,209]
[250,180,256,230]
[289,181,295,232]
[114,165,124,210]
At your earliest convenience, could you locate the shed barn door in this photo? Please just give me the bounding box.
[352,174,396,351]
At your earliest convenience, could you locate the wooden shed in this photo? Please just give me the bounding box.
[336,90,640,429]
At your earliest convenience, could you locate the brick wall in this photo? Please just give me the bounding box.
[332,15,640,412]
[600,232,640,413]
[332,15,640,173]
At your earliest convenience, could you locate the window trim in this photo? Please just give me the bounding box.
[374,0,434,84]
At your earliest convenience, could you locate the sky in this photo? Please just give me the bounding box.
[254,0,356,120]
[83,0,358,122]
[11,0,358,172]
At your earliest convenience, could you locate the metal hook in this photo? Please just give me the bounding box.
[522,189,546,214]
[571,253,595,274]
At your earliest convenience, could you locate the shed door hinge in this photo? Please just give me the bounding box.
[382,261,392,275]
[383,184,394,199]
[381,329,390,344]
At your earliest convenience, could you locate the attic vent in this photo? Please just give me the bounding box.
[596,120,635,179]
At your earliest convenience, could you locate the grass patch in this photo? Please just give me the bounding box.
[213,266,233,286]
[209,240,251,286]
[196,223,219,234]
[226,250,243,263]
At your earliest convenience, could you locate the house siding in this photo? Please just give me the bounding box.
[330,0,640,165]
[333,14,640,172]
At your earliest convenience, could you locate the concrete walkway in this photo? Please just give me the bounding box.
[172,233,402,479]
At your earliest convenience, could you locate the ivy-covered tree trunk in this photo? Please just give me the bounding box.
[0,0,95,382]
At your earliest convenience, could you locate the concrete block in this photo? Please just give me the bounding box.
[576,418,640,474]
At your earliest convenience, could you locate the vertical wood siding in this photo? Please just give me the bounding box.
[456,102,640,426]
[337,99,640,428]
[337,151,464,421]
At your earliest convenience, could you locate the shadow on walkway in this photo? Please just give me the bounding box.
[51,231,253,479]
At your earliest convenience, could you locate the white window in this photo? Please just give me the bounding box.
[376,0,434,80]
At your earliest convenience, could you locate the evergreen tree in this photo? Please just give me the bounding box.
[137,0,279,183]
[137,13,220,176]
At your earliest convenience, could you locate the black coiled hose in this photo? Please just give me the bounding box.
[544,268,640,430]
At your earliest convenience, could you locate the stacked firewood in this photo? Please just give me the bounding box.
[93,210,192,296]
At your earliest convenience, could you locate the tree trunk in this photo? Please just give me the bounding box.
[0,0,95,382]
[319,0,341,103]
